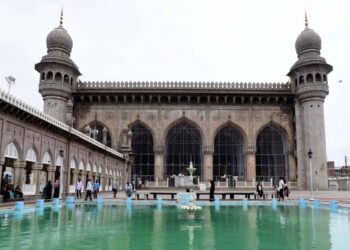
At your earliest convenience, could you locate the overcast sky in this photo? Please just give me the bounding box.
[0,0,349,166]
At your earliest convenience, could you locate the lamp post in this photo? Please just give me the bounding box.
[59,148,64,199]
[308,148,314,201]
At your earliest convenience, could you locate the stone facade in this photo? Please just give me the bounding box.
[33,14,332,189]
[0,90,129,199]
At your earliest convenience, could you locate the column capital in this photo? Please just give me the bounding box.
[73,169,80,174]
[32,163,43,170]
[203,145,214,154]
[154,145,164,154]
[14,160,26,168]
[245,145,256,154]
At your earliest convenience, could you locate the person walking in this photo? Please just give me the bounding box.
[112,179,119,198]
[209,180,215,202]
[93,180,100,198]
[53,179,60,198]
[76,178,83,198]
[125,182,132,198]
[85,178,93,201]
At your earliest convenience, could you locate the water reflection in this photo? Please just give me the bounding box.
[0,205,349,250]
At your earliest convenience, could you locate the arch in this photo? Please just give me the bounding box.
[212,121,248,147]
[54,72,62,82]
[4,142,19,159]
[165,119,202,176]
[315,73,322,82]
[63,74,70,84]
[294,78,298,87]
[47,71,53,80]
[128,119,156,143]
[163,117,204,144]
[41,72,45,81]
[99,165,103,174]
[42,151,53,165]
[299,75,304,84]
[86,162,92,172]
[70,158,77,169]
[130,122,155,181]
[93,164,97,173]
[306,74,313,83]
[55,155,63,167]
[323,74,327,83]
[25,147,38,162]
[79,160,84,170]
[82,120,112,147]
[255,124,289,185]
[213,124,246,181]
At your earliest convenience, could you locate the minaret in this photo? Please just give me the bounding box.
[35,9,81,123]
[287,13,333,189]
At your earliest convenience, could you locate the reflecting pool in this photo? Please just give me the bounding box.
[0,204,349,250]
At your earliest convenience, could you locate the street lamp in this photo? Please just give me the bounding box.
[308,148,314,201]
[59,148,64,199]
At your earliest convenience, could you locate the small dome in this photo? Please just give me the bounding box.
[46,25,73,53]
[295,28,321,55]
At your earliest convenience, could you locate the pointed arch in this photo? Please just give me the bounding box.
[70,158,77,169]
[86,162,92,172]
[165,118,202,176]
[130,121,155,181]
[163,117,204,144]
[213,123,246,181]
[81,120,112,147]
[128,119,156,143]
[79,160,85,170]
[255,122,289,185]
[25,147,38,162]
[55,155,63,167]
[42,151,53,165]
[93,163,97,173]
[212,121,248,147]
[4,141,20,159]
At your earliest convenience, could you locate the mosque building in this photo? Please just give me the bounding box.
[0,10,332,197]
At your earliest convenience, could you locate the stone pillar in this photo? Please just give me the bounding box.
[100,174,106,191]
[72,169,79,186]
[288,147,297,181]
[32,163,42,195]
[246,146,256,182]
[47,166,56,185]
[0,157,5,188]
[154,146,164,181]
[14,160,26,187]
[62,167,68,197]
[203,145,214,182]
[81,171,87,191]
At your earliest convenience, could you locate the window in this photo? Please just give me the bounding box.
[165,121,202,176]
[306,74,313,83]
[55,72,62,82]
[213,126,245,181]
[131,123,154,181]
[47,72,53,80]
[256,126,288,185]
[88,122,111,147]
[64,74,69,84]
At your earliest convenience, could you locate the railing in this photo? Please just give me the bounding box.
[77,81,291,90]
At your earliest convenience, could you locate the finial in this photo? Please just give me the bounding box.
[59,8,63,26]
[304,10,309,29]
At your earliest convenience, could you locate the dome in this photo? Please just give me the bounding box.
[46,25,73,53]
[295,28,321,55]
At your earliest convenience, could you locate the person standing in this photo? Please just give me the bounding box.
[43,180,52,200]
[112,179,119,198]
[85,178,92,201]
[278,177,285,201]
[256,182,264,199]
[209,180,215,202]
[53,179,60,198]
[125,182,132,198]
[76,178,83,198]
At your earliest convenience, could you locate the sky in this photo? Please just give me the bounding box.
[0,0,349,166]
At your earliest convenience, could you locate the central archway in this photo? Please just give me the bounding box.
[131,123,155,181]
[165,121,202,177]
[213,125,246,182]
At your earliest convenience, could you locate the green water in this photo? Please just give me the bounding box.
[0,204,349,250]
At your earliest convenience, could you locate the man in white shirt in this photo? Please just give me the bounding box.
[85,178,92,201]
